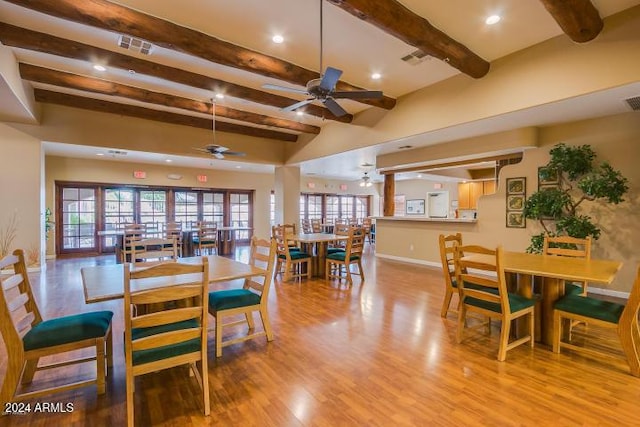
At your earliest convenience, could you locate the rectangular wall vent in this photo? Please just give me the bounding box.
[107,149,128,156]
[118,35,153,55]
[401,49,430,66]
[625,96,640,111]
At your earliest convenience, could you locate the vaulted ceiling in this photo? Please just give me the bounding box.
[0,0,639,175]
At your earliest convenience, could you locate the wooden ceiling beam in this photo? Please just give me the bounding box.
[326,0,490,78]
[34,89,298,142]
[4,0,396,110]
[0,23,352,123]
[20,64,320,135]
[539,0,603,42]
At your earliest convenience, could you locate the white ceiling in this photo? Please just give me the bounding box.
[1,0,639,183]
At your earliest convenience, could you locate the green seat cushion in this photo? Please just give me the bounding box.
[288,246,301,252]
[278,251,311,260]
[327,247,345,254]
[23,311,113,351]
[554,294,624,324]
[131,319,200,366]
[327,252,360,261]
[564,282,584,295]
[209,289,260,311]
[464,293,536,313]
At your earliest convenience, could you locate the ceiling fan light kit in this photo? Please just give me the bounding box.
[359,172,373,187]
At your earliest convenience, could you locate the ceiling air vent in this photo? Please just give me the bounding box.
[624,95,640,111]
[107,149,128,156]
[401,49,431,66]
[118,35,153,55]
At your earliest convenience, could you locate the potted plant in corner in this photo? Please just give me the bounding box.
[523,143,629,253]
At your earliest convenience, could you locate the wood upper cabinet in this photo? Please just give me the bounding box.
[458,180,496,209]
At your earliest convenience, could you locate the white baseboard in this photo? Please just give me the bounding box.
[375,252,629,299]
[587,287,629,299]
[375,253,441,268]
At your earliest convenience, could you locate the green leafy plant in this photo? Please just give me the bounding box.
[523,143,629,253]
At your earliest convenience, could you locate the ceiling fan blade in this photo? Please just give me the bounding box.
[282,98,315,112]
[224,151,246,157]
[214,152,225,160]
[332,90,383,99]
[323,98,348,117]
[262,83,309,95]
[193,147,211,153]
[319,66,342,91]
[208,145,228,152]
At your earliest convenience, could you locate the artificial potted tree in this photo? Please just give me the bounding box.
[523,143,629,253]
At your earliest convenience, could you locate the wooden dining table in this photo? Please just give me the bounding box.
[81,255,266,304]
[462,251,623,345]
[289,233,349,278]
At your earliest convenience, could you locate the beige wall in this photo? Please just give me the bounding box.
[286,7,640,165]
[0,124,43,266]
[376,112,640,293]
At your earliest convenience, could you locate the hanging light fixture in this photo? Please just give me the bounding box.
[359,172,373,187]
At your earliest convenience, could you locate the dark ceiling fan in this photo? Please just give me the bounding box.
[262,0,383,117]
[193,99,246,159]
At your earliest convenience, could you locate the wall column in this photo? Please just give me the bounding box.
[383,174,395,216]
[274,165,300,226]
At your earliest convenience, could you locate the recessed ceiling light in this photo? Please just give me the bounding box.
[296,111,304,116]
[96,153,104,156]
[417,174,422,178]
[485,15,501,25]
[165,159,172,163]
[235,165,242,169]
[371,72,381,80]
[215,93,225,100]
[272,34,284,44]
[128,69,136,74]
[93,64,106,72]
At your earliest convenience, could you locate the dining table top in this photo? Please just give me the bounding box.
[81,255,265,304]
[289,233,349,243]
[464,251,622,284]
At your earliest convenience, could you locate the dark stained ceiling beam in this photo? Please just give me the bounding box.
[0,23,352,123]
[34,89,298,142]
[20,64,321,135]
[4,0,396,110]
[326,0,490,78]
[538,0,603,42]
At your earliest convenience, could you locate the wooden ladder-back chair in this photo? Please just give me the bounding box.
[326,226,365,286]
[0,250,113,411]
[552,265,640,377]
[122,224,145,263]
[165,222,183,257]
[328,222,350,254]
[310,219,322,233]
[273,226,311,282]
[124,259,210,426]
[130,237,178,264]
[301,219,312,234]
[196,222,218,255]
[362,218,373,244]
[208,237,276,357]
[455,245,537,361]
[439,233,463,318]
[543,235,592,295]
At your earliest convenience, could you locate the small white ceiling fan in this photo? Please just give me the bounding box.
[193,99,246,159]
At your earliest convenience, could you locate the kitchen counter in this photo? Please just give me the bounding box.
[372,216,477,223]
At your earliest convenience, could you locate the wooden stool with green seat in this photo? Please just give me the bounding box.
[0,250,113,412]
[552,265,640,377]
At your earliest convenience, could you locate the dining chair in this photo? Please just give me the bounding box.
[121,224,146,263]
[328,222,349,254]
[124,258,210,426]
[208,237,276,357]
[301,219,312,234]
[543,235,592,295]
[362,218,373,244]
[455,245,536,361]
[310,218,322,233]
[552,265,640,377]
[438,233,462,318]
[195,222,218,255]
[0,250,113,409]
[165,222,183,257]
[130,237,178,264]
[326,226,365,286]
[273,227,311,282]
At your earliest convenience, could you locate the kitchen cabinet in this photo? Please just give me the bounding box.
[458,180,495,209]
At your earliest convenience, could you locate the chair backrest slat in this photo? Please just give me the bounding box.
[130,284,203,305]
[2,272,24,292]
[132,328,201,352]
[439,233,462,287]
[132,306,203,329]
[543,235,591,259]
[7,292,29,313]
[455,245,509,313]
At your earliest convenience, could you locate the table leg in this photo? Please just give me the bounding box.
[316,242,327,278]
[115,234,124,264]
[540,277,562,346]
[181,231,195,258]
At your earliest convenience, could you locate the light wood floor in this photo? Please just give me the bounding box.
[1,245,638,426]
